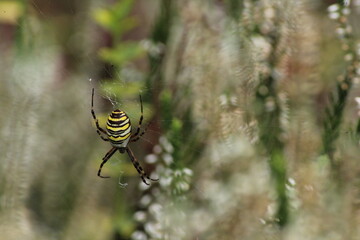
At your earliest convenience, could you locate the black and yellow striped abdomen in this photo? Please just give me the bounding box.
[106,109,132,148]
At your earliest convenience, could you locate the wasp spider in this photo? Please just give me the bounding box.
[91,88,158,185]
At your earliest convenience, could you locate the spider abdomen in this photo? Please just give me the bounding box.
[106,110,132,148]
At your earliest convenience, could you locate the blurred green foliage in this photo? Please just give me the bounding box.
[93,0,138,40]
[101,81,143,100]
[92,0,146,122]
[99,42,144,66]
[1,0,360,240]
[93,0,144,73]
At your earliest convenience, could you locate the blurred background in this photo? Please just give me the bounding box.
[1,0,360,239]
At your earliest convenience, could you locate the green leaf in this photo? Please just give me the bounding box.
[101,81,143,99]
[0,1,24,24]
[112,0,135,20]
[93,8,113,31]
[113,16,138,38]
[93,0,137,38]
[99,42,144,66]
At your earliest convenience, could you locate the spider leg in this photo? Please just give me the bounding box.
[125,147,158,185]
[130,94,144,140]
[98,147,117,178]
[91,88,109,141]
[130,121,151,143]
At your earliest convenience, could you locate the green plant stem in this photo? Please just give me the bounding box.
[256,74,288,227]
[145,0,174,121]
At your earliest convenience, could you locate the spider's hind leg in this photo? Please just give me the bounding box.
[125,147,158,185]
[98,147,117,178]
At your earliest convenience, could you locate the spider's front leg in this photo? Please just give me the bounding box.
[91,88,110,142]
[130,94,145,142]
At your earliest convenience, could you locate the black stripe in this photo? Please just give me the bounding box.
[107,118,129,125]
[107,128,131,137]
[107,128,129,135]
[107,119,130,128]
[106,122,129,129]
[111,113,125,118]
[110,139,125,144]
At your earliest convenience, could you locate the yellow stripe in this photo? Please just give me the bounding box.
[108,116,127,122]
[109,132,131,141]
[107,123,130,132]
